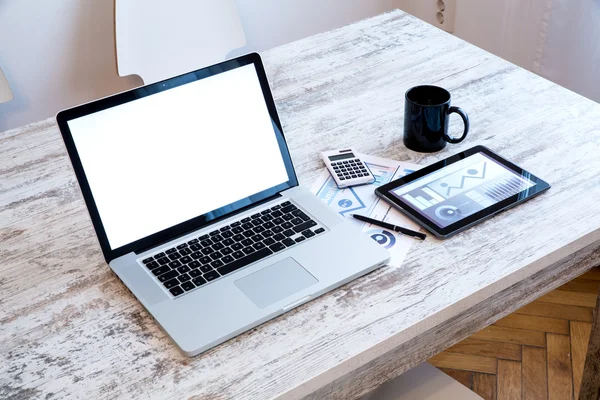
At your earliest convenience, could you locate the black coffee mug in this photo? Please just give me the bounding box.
[403,85,469,153]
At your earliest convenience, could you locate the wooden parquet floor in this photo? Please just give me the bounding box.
[429,267,600,400]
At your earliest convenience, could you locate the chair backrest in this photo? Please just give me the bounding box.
[115,0,246,84]
[0,67,13,103]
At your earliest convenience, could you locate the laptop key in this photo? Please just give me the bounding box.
[157,257,170,265]
[293,220,317,233]
[251,213,261,219]
[198,234,209,241]
[166,248,177,254]
[142,257,154,264]
[179,247,192,256]
[154,252,165,259]
[178,273,191,283]
[212,234,224,242]
[261,209,271,215]
[283,229,295,237]
[262,214,273,221]
[213,242,224,251]
[210,251,223,260]
[180,256,192,264]
[282,238,295,247]
[200,265,213,273]
[263,222,274,229]
[199,256,212,264]
[281,201,291,206]
[201,247,214,255]
[271,204,282,211]
[269,242,285,252]
[251,219,263,227]
[168,252,181,260]
[209,230,220,236]
[232,251,245,259]
[222,230,233,238]
[242,230,255,238]
[190,252,201,260]
[187,239,199,245]
[291,217,303,225]
[281,204,297,213]
[181,281,195,291]
[222,238,234,246]
[272,218,284,225]
[233,234,245,242]
[282,222,293,230]
[220,225,231,231]
[262,230,274,237]
[295,236,306,243]
[168,260,182,269]
[241,217,251,223]
[177,265,191,274]
[200,239,213,247]
[221,247,233,255]
[253,226,265,233]
[272,226,283,233]
[189,269,202,278]
[253,242,266,250]
[222,255,234,264]
[242,223,253,230]
[231,243,243,251]
[158,270,178,282]
[251,234,264,243]
[146,261,159,270]
[176,244,188,250]
[242,246,255,255]
[232,226,244,234]
[193,277,207,286]
[163,279,179,289]
[210,259,224,268]
[302,229,316,238]
[190,243,201,251]
[283,214,294,221]
[271,210,283,217]
[217,248,273,276]
[274,233,286,241]
[231,221,241,227]
[263,237,275,246]
[204,271,220,281]
[169,286,184,297]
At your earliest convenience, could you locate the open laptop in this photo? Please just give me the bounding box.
[56,53,390,356]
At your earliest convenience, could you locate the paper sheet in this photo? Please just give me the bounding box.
[310,154,423,267]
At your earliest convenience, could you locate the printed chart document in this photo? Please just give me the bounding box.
[310,154,423,267]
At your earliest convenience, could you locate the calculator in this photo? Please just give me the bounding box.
[320,148,375,188]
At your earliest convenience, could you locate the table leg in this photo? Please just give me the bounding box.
[579,285,600,400]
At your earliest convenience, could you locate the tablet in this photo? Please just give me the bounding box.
[375,146,550,238]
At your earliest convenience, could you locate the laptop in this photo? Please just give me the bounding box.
[56,53,390,356]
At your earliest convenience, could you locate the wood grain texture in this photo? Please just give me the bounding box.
[522,346,548,400]
[446,338,522,361]
[495,314,569,335]
[516,302,594,323]
[558,279,600,295]
[471,326,546,347]
[538,291,598,308]
[429,353,497,374]
[579,292,600,400]
[570,322,592,400]
[2,10,600,400]
[440,368,473,389]
[473,374,496,400]
[498,360,522,400]
[547,334,573,400]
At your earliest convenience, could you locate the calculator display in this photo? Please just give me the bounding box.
[329,153,355,162]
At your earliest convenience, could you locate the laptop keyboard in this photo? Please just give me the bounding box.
[140,201,326,297]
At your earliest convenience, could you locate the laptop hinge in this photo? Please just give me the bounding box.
[134,193,283,255]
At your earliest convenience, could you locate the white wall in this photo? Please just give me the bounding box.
[0,0,402,131]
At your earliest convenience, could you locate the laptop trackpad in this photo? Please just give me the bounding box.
[234,258,318,309]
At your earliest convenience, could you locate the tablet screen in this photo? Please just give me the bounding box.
[389,152,536,228]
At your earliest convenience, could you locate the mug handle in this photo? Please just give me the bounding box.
[444,106,469,144]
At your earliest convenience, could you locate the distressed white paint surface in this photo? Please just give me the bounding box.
[1,10,600,400]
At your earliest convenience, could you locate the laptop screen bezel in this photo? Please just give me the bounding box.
[56,53,298,263]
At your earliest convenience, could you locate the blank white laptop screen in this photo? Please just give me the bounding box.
[68,64,289,250]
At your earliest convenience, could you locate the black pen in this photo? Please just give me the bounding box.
[351,214,427,240]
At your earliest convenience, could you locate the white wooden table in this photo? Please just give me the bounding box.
[2,10,600,400]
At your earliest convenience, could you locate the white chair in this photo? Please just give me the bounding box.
[115,0,246,84]
[0,67,13,103]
